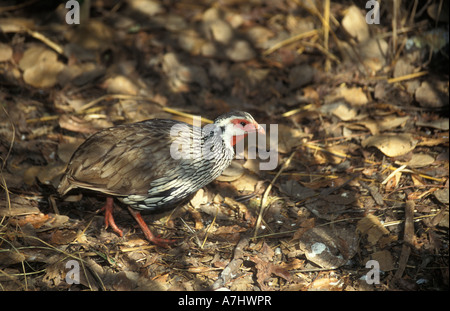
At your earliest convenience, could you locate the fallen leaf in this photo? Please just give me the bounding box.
[415,81,448,108]
[0,17,35,32]
[0,43,13,62]
[394,57,415,78]
[309,277,341,290]
[104,75,139,95]
[359,115,409,135]
[416,118,449,130]
[217,161,244,181]
[58,114,106,134]
[128,0,164,16]
[280,180,316,201]
[228,172,260,192]
[66,19,113,50]
[250,255,291,290]
[299,225,358,269]
[404,153,435,168]
[357,38,389,72]
[331,102,358,121]
[20,46,66,88]
[278,124,307,153]
[0,196,40,217]
[305,195,353,220]
[246,26,274,49]
[367,250,395,271]
[51,229,78,245]
[163,52,209,92]
[411,174,425,186]
[0,252,26,266]
[362,133,418,157]
[434,188,449,204]
[225,40,256,62]
[288,64,315,89]
[357,214,396,247]
[279,258,305,270]
[57,138,85,163]
[9,213,50,229]
[336,86,368,106]
[342,5,369,42]
[292,218,315,240]
[417,136,449,147]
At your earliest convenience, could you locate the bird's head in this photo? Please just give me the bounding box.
[213,111,265,147]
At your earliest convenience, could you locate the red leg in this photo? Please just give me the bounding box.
[100,197,123,237]
[127,207,176,248]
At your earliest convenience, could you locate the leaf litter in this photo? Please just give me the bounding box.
[0,0,448,292]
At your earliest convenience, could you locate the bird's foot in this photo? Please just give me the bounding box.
[101,197,124,237]
[127,207,176,248]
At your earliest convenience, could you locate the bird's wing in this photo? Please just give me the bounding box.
[58,119,201,197]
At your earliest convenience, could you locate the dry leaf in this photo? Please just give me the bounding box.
[416,118,449,130]
[337,86,368,106]
[332,103,358,121]
[0,17,35,32]
[66,20,113,50]
[359,115,409,135]
[20,46,66,88]
[358,38,389,72]
[51,229,78,245]
[325,85,368,108]
[9,213,50,229]
[415,81,448,108]
[189,189,209,208]
[299,225,358,269]
[393,58,415,78]
[417,136,449,147]
[278,124,307,153]
[0,252,26,266]
[250,254,291,291]
[342,5,369,42]
[128,0,164,16]
[411,174,425,186]
[279,258,304,270]
[357,214,396,247]
[405,153,435,168]
[217,161,244,181]
[228,172,260,192]
[0,43,13,62]
[57,138,85,163]
[246,26,274,48]
[292,217,315,240]
[58,114,105,134]
[104,75,139,95]
[434,188,449,204]
[367,250,395,271]
[280,180,316,201]
[362,133,418,157]
[310,277,342,290]
[288,64,315,89]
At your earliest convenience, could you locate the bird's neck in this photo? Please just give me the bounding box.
[202,124,235,154]
[231,134,247,147]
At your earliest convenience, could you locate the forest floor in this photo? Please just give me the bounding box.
[0,0,448,291]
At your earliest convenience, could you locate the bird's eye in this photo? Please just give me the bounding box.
[240,121,247,127]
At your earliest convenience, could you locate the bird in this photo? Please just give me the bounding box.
[58,111,264,247]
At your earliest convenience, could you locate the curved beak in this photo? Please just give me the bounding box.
[257,123,266,135]
[244,122,266,135]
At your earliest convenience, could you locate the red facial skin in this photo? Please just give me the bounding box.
[230,118,265,146]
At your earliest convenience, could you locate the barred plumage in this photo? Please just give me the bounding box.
[58,111,263,246]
